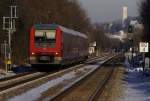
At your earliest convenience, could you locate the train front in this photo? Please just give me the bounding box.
[29,24,62,65]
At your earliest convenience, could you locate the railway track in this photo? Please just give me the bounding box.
[0,72,48,92]
[88,67,114,101]
[0,55,106,81]
[0,54,116,100]
[47,55,120,101]
[0,56,103,84]
[0,72,35,82]
[49,68,115,101]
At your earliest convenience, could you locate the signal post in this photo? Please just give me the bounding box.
[2,6,18,72]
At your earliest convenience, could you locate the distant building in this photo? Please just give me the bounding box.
[130,20,144,32]
[122,6,128,28]
[123,6,128,22]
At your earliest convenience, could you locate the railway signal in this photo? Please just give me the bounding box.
[2,5,18,72]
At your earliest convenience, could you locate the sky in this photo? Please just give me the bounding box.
[79,0,141,23]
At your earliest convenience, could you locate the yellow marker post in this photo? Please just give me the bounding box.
[6,59,11,71]
[7,60,12,65]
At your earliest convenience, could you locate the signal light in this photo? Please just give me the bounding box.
[128,25,134,33]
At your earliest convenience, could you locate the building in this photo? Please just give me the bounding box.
[123,6,128,24]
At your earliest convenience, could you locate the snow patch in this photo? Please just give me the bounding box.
[121,55,150,101]
[125,67,143,72]
[0,74,5,79]
[8,64,99,101]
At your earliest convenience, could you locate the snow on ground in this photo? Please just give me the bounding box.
[8,64,99,101]
[0,72,16,79]
[0,69,5,79]
[0,74,5,79]
[120,59,150,101]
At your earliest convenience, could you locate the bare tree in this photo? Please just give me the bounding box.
[0,0,118,65]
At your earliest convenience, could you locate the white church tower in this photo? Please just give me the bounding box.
[123,6,128,23]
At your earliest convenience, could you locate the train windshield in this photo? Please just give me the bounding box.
[35,30,56,48]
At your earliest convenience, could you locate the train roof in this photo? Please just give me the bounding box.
[34,24,88,39]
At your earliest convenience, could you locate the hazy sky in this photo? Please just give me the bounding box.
[79,0,141,23]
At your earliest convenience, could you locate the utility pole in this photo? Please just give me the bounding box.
[3,2,18,72]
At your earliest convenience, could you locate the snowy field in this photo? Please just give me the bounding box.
[120,59,150,101]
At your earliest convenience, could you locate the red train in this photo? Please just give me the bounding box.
[29,24,88,65]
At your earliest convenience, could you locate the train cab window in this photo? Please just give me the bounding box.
[35,30,56,48]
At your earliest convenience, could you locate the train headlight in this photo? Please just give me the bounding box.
[32,52,35,55]
[55,52,59,55]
